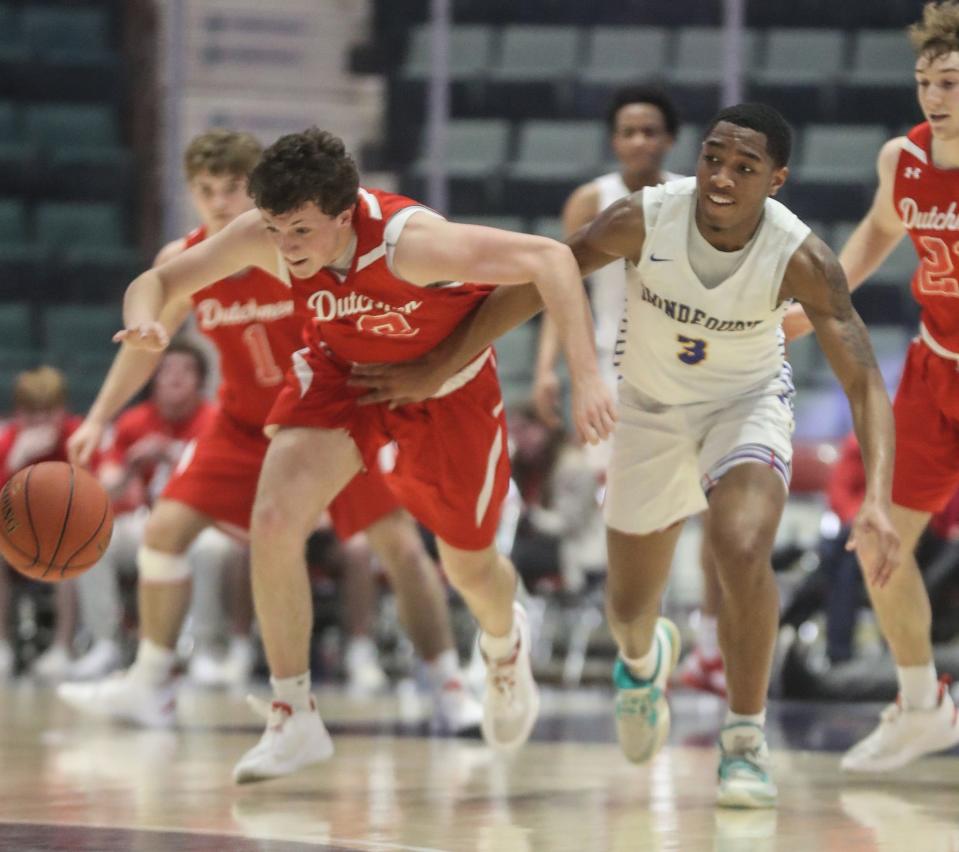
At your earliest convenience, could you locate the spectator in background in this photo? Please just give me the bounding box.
[70,342,248,683]
[0,366,82,681]
[508,403,606,594]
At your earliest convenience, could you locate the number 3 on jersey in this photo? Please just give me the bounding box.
[677,334,707,365]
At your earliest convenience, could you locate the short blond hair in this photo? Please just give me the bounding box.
[183,129,263,181]
[14,366,67,412]
[909,1,959,59]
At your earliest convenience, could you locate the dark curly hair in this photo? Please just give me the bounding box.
[248,127,359,216]
[703,103,792,168]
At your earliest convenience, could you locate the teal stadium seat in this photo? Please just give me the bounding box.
[42,304,121,365]
[26,103,118,147]
[581,27,670,86]
[22,6,110,60]
[838,30,921,122]
[412,119,510,179]
[402,24,493,81]
[0,198,45,298]
[663,125,703,176]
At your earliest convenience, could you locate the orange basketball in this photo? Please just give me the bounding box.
[0,461,114,582]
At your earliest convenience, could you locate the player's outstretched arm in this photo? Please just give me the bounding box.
[781,234,900,587]
[69,241,194,467]
[391,213,618,443]
[118,210,276,350]
[352,196,646,410]
[783,138,906,342]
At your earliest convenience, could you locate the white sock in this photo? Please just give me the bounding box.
[897,663,938,711]
[270,672,312,712]
[480,620,518,662]
[722,709,766,753]
[697,613,720,658]
[725,708,766,729]
[622,640,659,681]
[424,648,461,691]
[131,638,176,685]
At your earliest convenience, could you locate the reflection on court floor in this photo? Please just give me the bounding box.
[1,685,957,851]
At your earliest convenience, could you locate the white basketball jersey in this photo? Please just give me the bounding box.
[618,176,809,404]
[590,170,684,387]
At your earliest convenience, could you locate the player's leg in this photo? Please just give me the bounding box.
[233,425,362,784]
[69,510,143,680]
[698,389,793,809]
[434,539,536,750]
[339,533,389,695]
[31,575,78,682]
[842,344,959,771]
[605,523,684,764]
[842,504,959,771]
[57,498,210,726]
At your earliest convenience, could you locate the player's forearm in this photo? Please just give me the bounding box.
[534,314,561,378]
[531,247,601,384]
[436,283,544,373]
[838,219,902,291]
[845,371,895,504]
[122,269,168,328]
[87,345,165,426]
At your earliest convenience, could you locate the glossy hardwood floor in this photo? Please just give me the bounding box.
[1,684,957,851]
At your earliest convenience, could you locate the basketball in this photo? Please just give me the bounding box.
[0,461,113,582]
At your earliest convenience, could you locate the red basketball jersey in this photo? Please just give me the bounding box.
[292,188,493,364]
[185,227,310,427]
[893,122,959,352]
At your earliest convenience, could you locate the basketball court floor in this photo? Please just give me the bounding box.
[1,684,957,851]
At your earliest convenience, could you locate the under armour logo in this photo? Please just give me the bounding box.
[904,166,922,179]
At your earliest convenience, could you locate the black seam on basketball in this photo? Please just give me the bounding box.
[61,490,111,571]
[22,465,40,567]
[0,482,38,562]
[47,464,75,579]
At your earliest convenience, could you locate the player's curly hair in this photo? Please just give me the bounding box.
[910,1,959,59]
[248,127,359,217]
[703,103,792,168]
[183,129,262,181]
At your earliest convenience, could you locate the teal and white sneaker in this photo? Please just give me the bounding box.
[613,618,681,764]
[716,723,778,809]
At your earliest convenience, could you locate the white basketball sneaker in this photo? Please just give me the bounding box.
[432,676,483,735]
[57,669,178,728]
[68,639,123,682]
[232,695,335,784]
[841,678,959,773]
[613,617,681,764]
[716,722,778,809]
[480,602,540,750]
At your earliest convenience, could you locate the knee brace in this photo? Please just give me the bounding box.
[137,545,191,583]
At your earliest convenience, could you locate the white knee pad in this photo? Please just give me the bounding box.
[137,545,191,583]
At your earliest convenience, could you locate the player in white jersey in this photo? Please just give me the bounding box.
[532,87,725,696]
[350,103,900,809]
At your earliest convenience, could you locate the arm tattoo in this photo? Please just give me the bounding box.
[837,312,879,371]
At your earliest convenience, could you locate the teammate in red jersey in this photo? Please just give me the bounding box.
[115,128,615,782]
[782,1,959,771]
[59,130,482,735]
[0,366,82,681]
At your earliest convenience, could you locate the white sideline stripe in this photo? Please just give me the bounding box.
[291,347,314,397]
[475,421,504,528]
[356,241,386,272]
[901,137,928,165]
[358,187,382,219]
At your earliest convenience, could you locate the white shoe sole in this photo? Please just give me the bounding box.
[841,725,959,773]
[233,738,334,785]
[716,784,778,809]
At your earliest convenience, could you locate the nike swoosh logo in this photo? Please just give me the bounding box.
[650,255,672,262]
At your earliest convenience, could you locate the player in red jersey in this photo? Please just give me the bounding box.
[0,367,83,681]
[59,131,482,735]
[780,1,959,771]
[115,128,615,782]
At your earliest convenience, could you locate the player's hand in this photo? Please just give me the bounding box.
[570,375,616,446]
[113,322,169,351]
[67,418,105,467]
[348,353,450,407]
[847,497,900,589]
[532,368,563,429]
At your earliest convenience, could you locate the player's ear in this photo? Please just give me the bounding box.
[336,204,355,227]
[768,165,789,197]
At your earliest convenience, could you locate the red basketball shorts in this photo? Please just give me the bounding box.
[267,347,511,550]
[161,409,399,540]
[891,338,959,513]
